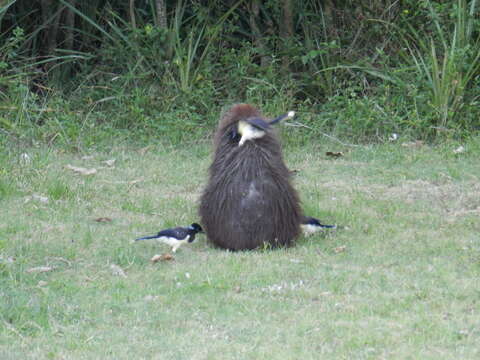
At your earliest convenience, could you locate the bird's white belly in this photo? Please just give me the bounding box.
[156,235,190,252]
[301,224,320,236]
[157,237,179,246]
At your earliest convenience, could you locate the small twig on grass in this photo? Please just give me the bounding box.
[127,178,144,191]
[3,321,25,339]
[84,335,96,344]
[284,121,360,148]
[47,257,72,267]
[97,178,144,188]
[430,126,455,133]
[26,266,56,274]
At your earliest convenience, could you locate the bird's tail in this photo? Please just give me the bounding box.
[269,111,295,125]
[318,223,337,229]
[135,235,159,241]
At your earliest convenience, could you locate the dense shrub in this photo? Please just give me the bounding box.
[0,0,478,146]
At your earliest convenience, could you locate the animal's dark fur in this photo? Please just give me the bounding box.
[199,104,302,250]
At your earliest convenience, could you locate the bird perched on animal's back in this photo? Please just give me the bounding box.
[135,223,203,252]
[235,111,295,146]
[301,216,336,236]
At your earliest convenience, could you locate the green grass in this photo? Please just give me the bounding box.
[1,137,480,359]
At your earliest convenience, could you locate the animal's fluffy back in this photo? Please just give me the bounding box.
[200,104,301,250]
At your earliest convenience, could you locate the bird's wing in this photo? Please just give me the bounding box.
[302,216,320,226]
[135,234,159,241]
[157,227,187,240]
[247,118,270,131]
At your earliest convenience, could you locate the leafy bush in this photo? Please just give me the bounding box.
[400,0,480,130]
[0,0,479,146]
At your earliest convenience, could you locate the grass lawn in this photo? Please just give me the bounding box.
[1,137,479,359]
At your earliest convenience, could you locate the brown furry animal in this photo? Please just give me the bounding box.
[199,104,302,250]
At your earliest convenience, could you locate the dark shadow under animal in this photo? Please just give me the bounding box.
[199,104,302,250]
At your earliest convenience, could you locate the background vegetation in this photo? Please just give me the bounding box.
[1,0,479,149]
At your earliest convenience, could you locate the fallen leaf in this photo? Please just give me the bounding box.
[289,258,303,264]
[33,194,49,203]
[20,153,31,163]
[151,253,174,263]
[128,178,143,186]
[66,164,97,176]
[333,245,346,253]
[26,266,54,274]
[127,178,144,191]
[47,256,72,267]
[401,140,424,148]
[453,145,465,154]
[37,280,48,287]
[94,217,112,223]
[103,159,116,167]
[138,145,152,156]
[159,253,175,262]
[24,194,49,204]
[110,264,127,277]
[326,151,344,158]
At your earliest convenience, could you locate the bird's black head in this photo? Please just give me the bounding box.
[303,216,321,226]
[189,223,203,233]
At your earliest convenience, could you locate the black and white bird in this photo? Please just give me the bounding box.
[301,216,336,236]
[237,111,295,146]
[135,223,203,252]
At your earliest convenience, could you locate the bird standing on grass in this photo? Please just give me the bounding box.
[135,223,203,252]
[301,216,337,236]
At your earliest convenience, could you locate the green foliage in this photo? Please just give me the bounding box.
[162,0,244,92]
[0,0,479,144]
[295,2,343,100]
[0,179,16,200]
[47,180,74,201]
[402,0,480,129]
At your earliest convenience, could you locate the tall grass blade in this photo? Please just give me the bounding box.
[59,0,114,42]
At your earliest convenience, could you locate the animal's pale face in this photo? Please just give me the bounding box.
[237,120,266,146]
